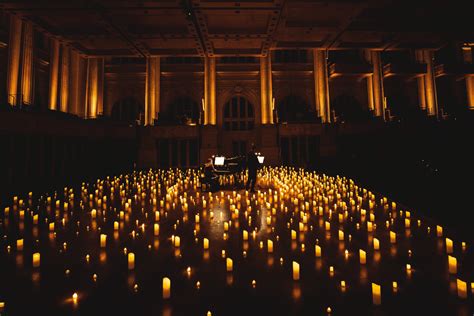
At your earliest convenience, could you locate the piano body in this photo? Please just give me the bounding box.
[201,155,246,191]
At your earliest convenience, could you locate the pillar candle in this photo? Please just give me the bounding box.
[100,234,107,248]
[338,230,344,241]
[390,231,396,244]
[392,281,398,293]
[372,283,381,305]
[243,230,249,241]
[367,221,373,232]
[224,222,229,231]
[445,238,453,254]
[91,209,97,219]
[174,236,180,247]
[114,221,119,230]
[128,252,135,270]
[291,230,296,240]
[163,277,171,299]
[33,252,40,267]
[268,239,273,253]
[154,223,159,236]
[404,218,410,229]
[359,249,366,264]
[49,222,55,232]
[448,255,457,274]
[325,221,330,231]
[203,238,209,250]
[436,225,443,237]
[226,258,233,272]
[17,239,24,251]
[457,279,467,299]
[373,238,380,250]
[315,245,322,257]
[292,261,300,280]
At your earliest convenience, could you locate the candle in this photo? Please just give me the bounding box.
[367,221,373,232]
[268,239,273,253]
[114,221,119,230]
[243,230,249,241]
[373,238,380,250]
[49,222,55,232]
[163,277,171,299]
[226,258,233,272]
[100,234,107,248]
[325,221,330,231]
[436,225,443,237]
[445,238,453,254]
[128,252,135,270]
[457,279,467,298]
[154,223,159,236]
[372,283,381,305]
[392,281,398,293]
[291,230,296,240]
[338,230,344,241]
[91,209,97,219]
[203,238,209,250]
[72,292,78,304]
[17,239,24,251]
[359,249,366,264]
[292,261,300,280]
[390,231,396,244]
[174,236,180,247]
[224,222,229,231]
[32,252,40,268]
[448,255,457,274]
[315,245,322,258]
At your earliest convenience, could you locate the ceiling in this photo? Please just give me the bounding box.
[2,0,473,57]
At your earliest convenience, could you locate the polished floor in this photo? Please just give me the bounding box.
[0,167,473,315]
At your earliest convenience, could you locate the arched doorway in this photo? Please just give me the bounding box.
[111,97,144,124]
[221,96,255,157]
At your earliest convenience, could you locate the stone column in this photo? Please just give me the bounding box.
[59,44,70,112]
[48,38,60,110]
[369,50,385,119]
[6,15,22,106]
[145,56,160,125]
[366,76,375,111]
[204,57,216,125]
[416,49,438,117]
[68,50,86,116]
[313,49,331,123]
[85,58,104,118]
[260,55,273,124]
[462,46,474,109]
[20,21,34,105]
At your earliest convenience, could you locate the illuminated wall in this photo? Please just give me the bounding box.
[313,49,331,123]
[48,39,60,110]
[59,44,69,112]
[204,57,216,125]
[145,56,160,125]
[260,56,273,124]
[20,21,34,105]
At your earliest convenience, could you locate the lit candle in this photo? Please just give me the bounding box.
[268,239,274,253]
[390,231,396,244]
[154,223,159,236]
[243,230,249,241]
[315,245,322,258]
[359,249,366,264]
[174,236,180,247]
[226,258,233,272]
[292,261,300,280]
[457,279,467,298]
[128,252,135,270]
[203,238,209,250]
[372,283,381,305]
[448,255,457,274]
[392,281,398,293]
[114,221,119,230]
[338,230,344,241]
[17,239,24,251]
[373,238,380,250]
[163,277,171,299]
[100,234,107,248]
[72,292,78,304]
[32,252,40,268]
[436,225,443,237]
[325,221,330,231]
[445,238,453,254]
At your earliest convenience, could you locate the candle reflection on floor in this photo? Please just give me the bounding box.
[0,167,473,315]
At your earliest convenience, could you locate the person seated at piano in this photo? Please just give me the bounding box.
[246,144,259,193]
[203,157,219,191]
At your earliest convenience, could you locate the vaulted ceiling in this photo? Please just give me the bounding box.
[2,0,473,57]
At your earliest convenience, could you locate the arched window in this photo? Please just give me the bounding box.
[111,97,143,123]
[223,96,254,131]
[277,95,314,123]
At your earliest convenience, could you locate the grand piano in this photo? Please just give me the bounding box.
[201,155,247,191]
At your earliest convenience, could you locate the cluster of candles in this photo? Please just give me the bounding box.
[0,166,472,314]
